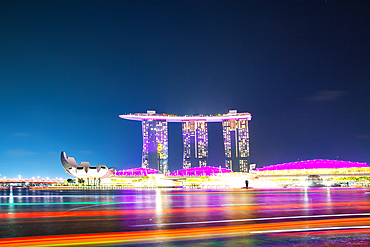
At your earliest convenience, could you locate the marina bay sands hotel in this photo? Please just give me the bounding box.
[119,110,252,174]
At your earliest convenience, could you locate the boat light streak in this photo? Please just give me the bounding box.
[250,225,370,234]
[221,203,265,206]
[133,213,370,227]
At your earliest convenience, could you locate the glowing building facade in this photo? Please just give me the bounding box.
[222,117,250,172]
[142,119,169,174]
[119,110,252,173]
[256,159,370,176]
[182,121,208,169]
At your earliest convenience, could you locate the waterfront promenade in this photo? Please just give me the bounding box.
[0,187,370,246]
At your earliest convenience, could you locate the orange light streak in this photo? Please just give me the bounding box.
[2,201,370,219]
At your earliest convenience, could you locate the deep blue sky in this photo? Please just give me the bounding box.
[1,1,369,179]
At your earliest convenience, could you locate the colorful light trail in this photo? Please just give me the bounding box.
[1,218,370,246]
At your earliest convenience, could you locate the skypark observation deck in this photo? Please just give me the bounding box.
[119,110,252,173]
[119,111,252,122]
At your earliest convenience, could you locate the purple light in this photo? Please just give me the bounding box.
[114,167,160,176]
[167,166,232,176]
[256,159,369,171]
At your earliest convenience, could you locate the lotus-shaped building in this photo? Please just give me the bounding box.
[61,152,115,181]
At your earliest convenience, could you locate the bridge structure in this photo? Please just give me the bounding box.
[0,177,64,187]
[119,110,252,173]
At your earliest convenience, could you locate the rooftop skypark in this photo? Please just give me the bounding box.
[119,110,252,122]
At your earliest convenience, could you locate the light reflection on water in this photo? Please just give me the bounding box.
[0,187,369,246]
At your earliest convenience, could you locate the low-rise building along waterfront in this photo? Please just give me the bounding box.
[253,159,370,187]
[60,152,370,188]
[104,166,249,188]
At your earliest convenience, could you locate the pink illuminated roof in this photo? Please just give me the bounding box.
[256,159,369,171]
[119,112,252,122]
[114,167,160,176]
[168,166,232,176]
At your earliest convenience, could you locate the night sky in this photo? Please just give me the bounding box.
[1,1,369,179]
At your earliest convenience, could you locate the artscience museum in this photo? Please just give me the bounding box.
[61,151,115,184]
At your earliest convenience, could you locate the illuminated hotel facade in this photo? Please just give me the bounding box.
[119,110,252,173]
[142,119,169,173]
[223,115,250,172]
[182,120,208,168]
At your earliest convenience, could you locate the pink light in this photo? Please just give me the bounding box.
[114,167,160,176]
[168,166,232,176]
[257,159,369,171]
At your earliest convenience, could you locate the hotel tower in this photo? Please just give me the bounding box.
[182,120,208,169]
[119,110,251,173]
[222,110,250,172]
[141,117,169,173]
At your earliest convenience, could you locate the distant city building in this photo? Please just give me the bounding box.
[250,164,256,170]
[182,120,208,168]
[119,110,252,172]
